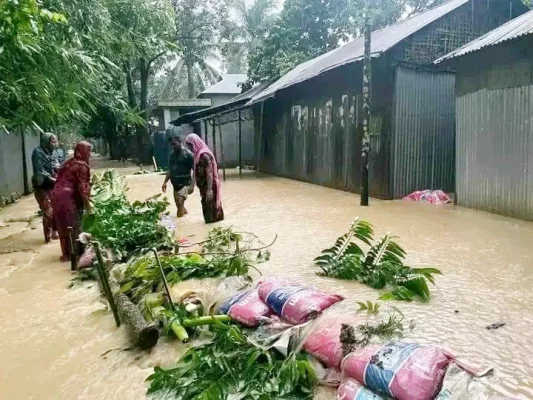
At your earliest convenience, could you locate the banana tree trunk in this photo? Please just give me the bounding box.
[110,280,160,349]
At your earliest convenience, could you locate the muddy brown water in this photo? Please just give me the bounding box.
[1,165,533,399]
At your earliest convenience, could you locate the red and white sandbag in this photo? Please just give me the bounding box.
[341,342,453,400]
[77,246,96,269]
[302,314,359,369]
[218,289,272,327]
[258,277,343,325]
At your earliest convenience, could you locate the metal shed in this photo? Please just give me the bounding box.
[436,9,533,220]
[250,0,527,199]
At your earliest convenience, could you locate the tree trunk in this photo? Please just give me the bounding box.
[124,61,137,109]
[110,280,160,349]
[361,14,372,207]
[186,61,195,98]
[136,58,150,164]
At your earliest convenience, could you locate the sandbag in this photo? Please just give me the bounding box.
[258,277,343,325]
[219,289,272,327]
[342,342,453,400]
[77,246,96,269]
[302,314,358,369]
[337,378,384,400]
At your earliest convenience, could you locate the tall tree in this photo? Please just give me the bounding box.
[247,0,351,84]
[105,0,176,161]
[161,0,232,99]
[0,0,120,131]
[219,0,277,74]
[247,0,454,83]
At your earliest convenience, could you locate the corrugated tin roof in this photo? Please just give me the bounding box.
[250,0,470,104]
[200,74,247,95]
[436,9,533,62]
[172,81,272,125]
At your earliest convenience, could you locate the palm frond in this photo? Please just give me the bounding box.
[315,218,441,302]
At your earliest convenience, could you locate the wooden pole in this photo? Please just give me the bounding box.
[203,120,208,144]
[361,13,372,207]
[217,121,226,181]
[238,109,243,178]
[94,243,121,327]
[68,227,77,271]
[256,102,264,177]
[212,118,218,162]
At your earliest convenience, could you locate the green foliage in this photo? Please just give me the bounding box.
[83,196,172,261]
[119,226,270,303]
[146,324,317,399]
[315,218,442,302]
[90,169,128,203]
[120,252,251,303]
[159,0,232,99]
[0,0,112,129]
[247,0,351,83]
[357,300,381,315]
[82,170,172,260]
[247,0,461,84]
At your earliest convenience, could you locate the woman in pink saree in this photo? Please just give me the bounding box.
[185,134,224,224]
[51,141,92,262]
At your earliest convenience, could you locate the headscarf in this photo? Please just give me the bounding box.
[185,133,222,207]
[59,140,92,172]
[40,132,56,152]
[32,133,58,188]
[73,141,92,164]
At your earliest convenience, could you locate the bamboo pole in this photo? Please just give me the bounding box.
[94,243,121,327]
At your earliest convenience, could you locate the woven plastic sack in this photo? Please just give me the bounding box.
[337,378,384,400]
[77,246,96,269]
[219,289,272,327]
[342,342,453,400]
[302,313,359,369]
[258,277,343,325]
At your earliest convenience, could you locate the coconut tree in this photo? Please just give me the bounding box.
[219,0,277,74]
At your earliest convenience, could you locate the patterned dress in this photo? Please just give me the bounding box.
[196,154,224,223]
[51,156,91,258]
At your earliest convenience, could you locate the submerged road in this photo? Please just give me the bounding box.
[1,163,532,399]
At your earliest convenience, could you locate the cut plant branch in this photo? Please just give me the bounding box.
[315,218,442,302]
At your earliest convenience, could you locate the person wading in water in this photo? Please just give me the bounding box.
[185,133,224,224]
[31,132,60,243]
[162,135,194,217]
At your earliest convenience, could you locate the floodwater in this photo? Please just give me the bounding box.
[1,162,533,399]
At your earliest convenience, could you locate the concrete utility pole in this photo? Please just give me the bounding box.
[361,12,372,206]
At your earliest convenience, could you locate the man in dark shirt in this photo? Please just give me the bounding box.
[162,136,194,217]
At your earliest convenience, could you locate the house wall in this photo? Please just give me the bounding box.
[0,131,40,199]
[392,65,456,198]
[257,60,395,198]
[453,38,533,220]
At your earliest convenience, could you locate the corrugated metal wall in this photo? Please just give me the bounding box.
[0,131,39,198]
[392,66,456,198]
[456,84,533,220]
[259,63,394,198]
